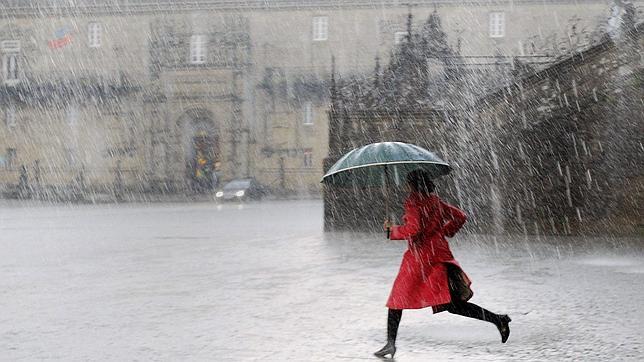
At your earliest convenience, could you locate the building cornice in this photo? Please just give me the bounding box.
[1,0,613,18]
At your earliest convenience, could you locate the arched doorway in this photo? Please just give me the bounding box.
[178,109,220,193]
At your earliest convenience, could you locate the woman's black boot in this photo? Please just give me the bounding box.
[375,309,401,358]
[497,314,511,343]
[374,342,396,358]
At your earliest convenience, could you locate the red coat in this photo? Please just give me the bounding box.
[386,192,471,310]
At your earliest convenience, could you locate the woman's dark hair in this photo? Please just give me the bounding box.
[406,169,435,194]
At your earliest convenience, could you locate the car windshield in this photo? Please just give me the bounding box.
[223,180,251,190]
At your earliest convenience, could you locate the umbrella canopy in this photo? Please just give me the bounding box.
[321,142,451,187]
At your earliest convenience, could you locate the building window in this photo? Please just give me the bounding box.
[3,54,18,81]
[394,31,409,44]
[66,103,78,126]
[303,102,314,126]
[489,12,505,38]
[88,22,102,48]
[4,148,16,170]
[303,149,313,168]
[190,34,207,64]
[5,105,16,128]
[2,40,20,84]
[312,16,328,41]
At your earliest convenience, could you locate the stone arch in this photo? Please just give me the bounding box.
[175,108,221,192]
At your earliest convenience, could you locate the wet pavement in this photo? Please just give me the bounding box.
[1,200,642,361]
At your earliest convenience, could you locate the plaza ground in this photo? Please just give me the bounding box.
[1,200,642,361]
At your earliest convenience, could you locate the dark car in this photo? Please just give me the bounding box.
[215,178,265,201]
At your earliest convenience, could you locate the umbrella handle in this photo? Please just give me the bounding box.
[385,211,390,240]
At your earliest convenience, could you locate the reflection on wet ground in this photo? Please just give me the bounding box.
[0,200,642,361]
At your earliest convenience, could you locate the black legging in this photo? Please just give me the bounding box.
[447,301,503,325]
[386,302,501,345]
[386,309,403,344]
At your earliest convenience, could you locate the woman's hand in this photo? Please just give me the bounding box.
[383,219,392,239]
[383,219,392,232]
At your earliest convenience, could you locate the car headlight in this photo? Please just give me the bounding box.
[235,190,245,197]
[215,191,224,197]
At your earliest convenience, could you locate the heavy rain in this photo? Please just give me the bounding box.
[0,0,642,361]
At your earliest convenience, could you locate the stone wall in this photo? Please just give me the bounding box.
[466,23,643,235]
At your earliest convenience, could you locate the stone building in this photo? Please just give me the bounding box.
[467,15,643,236]
[0,0,615,200]
[323,2,642,235]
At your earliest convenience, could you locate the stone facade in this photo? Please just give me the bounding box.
[466,20,643,236]
[323,3,642,235]
[0,0,616,200]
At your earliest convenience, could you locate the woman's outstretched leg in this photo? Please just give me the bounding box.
[374,309,402,358]
[447,302,511,343]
